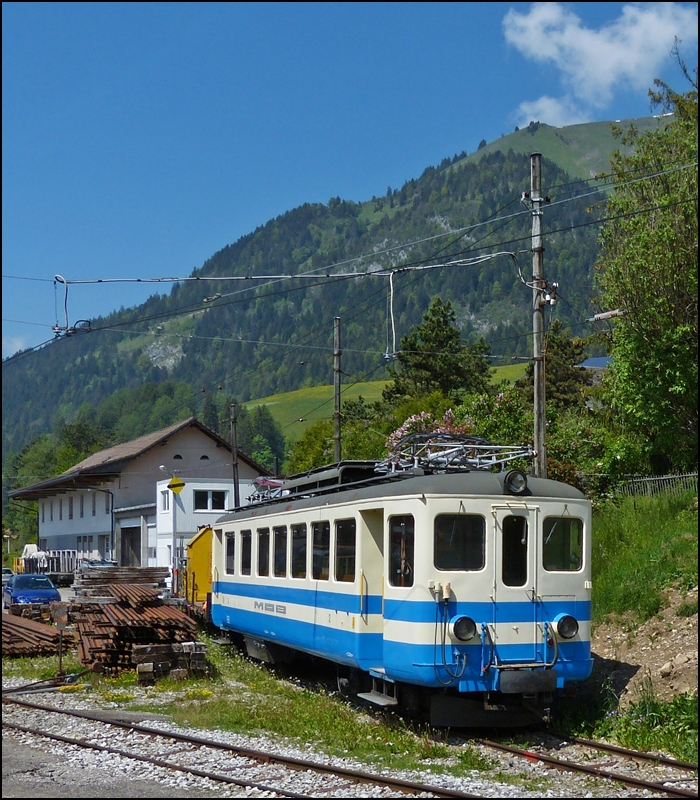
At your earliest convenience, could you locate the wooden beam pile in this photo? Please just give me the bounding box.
[2,613,75,658]
[132,641,208,684]
[73,566,170,598]
[71,582,200,676]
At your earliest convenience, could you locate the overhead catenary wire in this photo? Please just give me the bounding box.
[2,188,695,368]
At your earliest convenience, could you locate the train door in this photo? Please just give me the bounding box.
[491,505,539,663]
[358,508,384,660]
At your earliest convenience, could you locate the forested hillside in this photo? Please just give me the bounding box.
[3,120,622,459]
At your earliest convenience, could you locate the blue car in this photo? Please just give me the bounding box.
[3,573,61,608]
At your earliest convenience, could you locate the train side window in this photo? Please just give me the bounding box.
[502,516,528,587]
[240,530,252,575]
[389,515,414,587]
[225,532,235,575]
[291,523,307,579]
[274,525,287,577]
[543,517,583,571]
[257,528,270,577]
[335,518,356,582]
[312,520,330,580]
[434,514,485,571]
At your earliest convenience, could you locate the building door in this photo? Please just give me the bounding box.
[120,526,141,567]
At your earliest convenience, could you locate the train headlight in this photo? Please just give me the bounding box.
[552,613,579,639]
[448,615,477,642]
[504,469,528,495]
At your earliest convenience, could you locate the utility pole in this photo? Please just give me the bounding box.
[333,316,342,463]
[531,153,547,478]
[230,403,240,507]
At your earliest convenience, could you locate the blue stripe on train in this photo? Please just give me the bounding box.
[212,581,591,623]
[210,601,592,689]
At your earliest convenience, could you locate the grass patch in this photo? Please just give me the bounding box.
[591,491,698,623]
[553,677,698,763]
[127,637,493,775]
[1,653,86,681]
[676,597,698,618]
[597,688,698,764]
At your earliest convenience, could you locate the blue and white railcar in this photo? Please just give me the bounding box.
[210,437,592,726]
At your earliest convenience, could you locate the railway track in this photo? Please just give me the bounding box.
[3,688,697,798]
[2,696,480,798]
[475,735,697,799]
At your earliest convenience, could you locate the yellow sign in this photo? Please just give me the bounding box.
[168,477,185,495]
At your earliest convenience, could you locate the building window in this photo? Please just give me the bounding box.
[194,490,227,511]
[41,503,45,523]
[200,455,209,460]
[92,493,96,516]
[68,497,74,520]
[161,490,170,512]
[59,500,63,521]
[50,501,54,522]
[173,454,183,460]
[80,495,84,518]
[105,493,110,514]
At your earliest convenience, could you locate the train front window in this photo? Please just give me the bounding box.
[434,514,485,571]
[225,532,235,575]
[257,528,270,577]
[312,520,330,580]
[274,525,287,577]
[291,523,307,579]
[389,515,414,587]
[335,518,356,582]
[502,515,528,587]
[543,516,583,571]
[240,530,251,575]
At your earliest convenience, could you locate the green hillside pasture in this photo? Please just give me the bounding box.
[245,364,527,446]
[245,381,389,445]
[462,117,664,180]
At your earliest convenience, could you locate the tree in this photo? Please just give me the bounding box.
[595,63,698,471]
[286,420,334,473]
[383,297,492,402]
[516,319,593,412]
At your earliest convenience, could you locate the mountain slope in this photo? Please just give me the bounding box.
[464,116,667,179]
[3,116,646,458]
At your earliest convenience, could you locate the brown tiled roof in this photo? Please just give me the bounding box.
[62,417,202,474]
[9,417,265,500]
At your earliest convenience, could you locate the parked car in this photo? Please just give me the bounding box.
[2,573,61,608]
[2,567,14,587]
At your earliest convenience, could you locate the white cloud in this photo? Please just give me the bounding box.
[2,335,29,358]
[503,2,698,124]
[515,95,589,128]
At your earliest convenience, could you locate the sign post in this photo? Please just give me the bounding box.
[52,602,69,677]
[167,477,185,595]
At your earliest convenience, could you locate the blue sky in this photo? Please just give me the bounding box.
[3,2,697,357]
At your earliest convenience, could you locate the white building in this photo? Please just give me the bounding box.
[10,417,266,570]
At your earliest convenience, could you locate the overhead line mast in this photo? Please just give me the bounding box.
[531,153,547,479]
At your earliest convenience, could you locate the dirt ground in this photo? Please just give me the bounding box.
[584,583,698,709]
